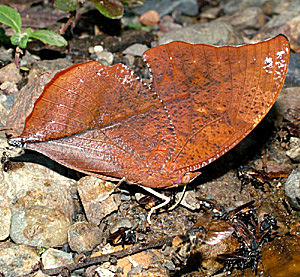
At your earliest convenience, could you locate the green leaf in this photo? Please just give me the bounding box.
[54,0,78,12]
[0,5,22,33]
[30,30,68,47]
[10,32,29,48]
[91,0,124,19]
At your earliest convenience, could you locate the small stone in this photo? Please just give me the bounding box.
[0,206,11,240]
[140,10,160,27]
[0,81,18,94]
[286,137,300,162]
[77,176,121,225]
[10,205,71,247]
[97,51,114,65]
[223,7,265,30]
[200,7,221,19]
[110,218,133,234]
[68,221,102,253]
[0,47,12,64]
[0,63,22,84]
[94,45,104,53]
[41,248,73,270]
[0,241,40,276]
[159,21,243,45]
[285,169,300,210]
[123,43,149,57]
[223,0,268,15]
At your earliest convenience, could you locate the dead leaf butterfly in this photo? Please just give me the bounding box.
[6,35,290,189]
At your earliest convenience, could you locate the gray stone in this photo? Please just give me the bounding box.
[41,248,73,270]
[3,162,75,221]
[77,176,121,225]
[0,241,40,276]
[134,0,198,17]
[285,169,300,210]
[275,87,300,120]
[286,138,300,162]
[0,63,22,84]
[159,21,243,46]
[286,53,300,86]
[221,7,265,30]
[223,0,268,14]
[10,205,71,247]
[68,221,103,253]
[123,43,149,57]
[0,47,12,63]
[97,51,114,65]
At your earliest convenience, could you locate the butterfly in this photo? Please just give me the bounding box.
[6,34,290,189]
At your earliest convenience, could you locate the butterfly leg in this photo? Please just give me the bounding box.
[139,185,171,224]
[168,184,187,211]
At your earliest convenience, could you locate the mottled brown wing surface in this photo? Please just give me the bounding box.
[7,35,289,188]
[143,34,290,177]
[7,62,176,186]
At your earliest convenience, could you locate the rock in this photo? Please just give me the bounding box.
[254,13,300,52]
[0,206,11,241]
[115,250,168,276]
[158,21,243,45]
[123,43,149,57]
[223,0,268,14]
[123,54,135,66]
[159,15,182,33]
[134,0,198,17]
[10,205,71,247]
[276,87,300,120]
[0,241,40,276]
[68,221,103,253]
[97,51,114,65]
[221,7,265,30]
[200,7,221,20]
[285,169,300,210]
[77,176,121,225]
[286,137,300,162]
[0,81,18,95]
[286,53,300,86]
[41,248,73,270]
[0,63,22,84]
[3,162,75,221]
[0,47,12,64]
[140,10,160,27]
[27,58,73,83]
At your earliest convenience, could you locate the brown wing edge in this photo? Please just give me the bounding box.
[143,34,290,175]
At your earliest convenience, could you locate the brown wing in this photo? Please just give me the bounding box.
[143,34,290,176]
[8,62,176,186]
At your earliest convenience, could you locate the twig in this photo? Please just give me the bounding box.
[42,236,174,276]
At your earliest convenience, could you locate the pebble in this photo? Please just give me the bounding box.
[285,169,300,210]
[276,87,300,120]
[0,81,18,95]
[159,21,243,45]
[286,53,300,86]
[286,137,300,162]
[77,176,121,225]
[0,63,22,84]
[68,221,103,253]
[96,51,114,65]
[0,205,11,240]
[41,248,73,270]
[134,0,198,17]
[0,47,12,64]
[159,15,182,33]
[223,0,268,15]
[140,10,160,27]
[10,205,71,247]
[0,241,40,276]
[222,7,265,30]
[123,43,149,57]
